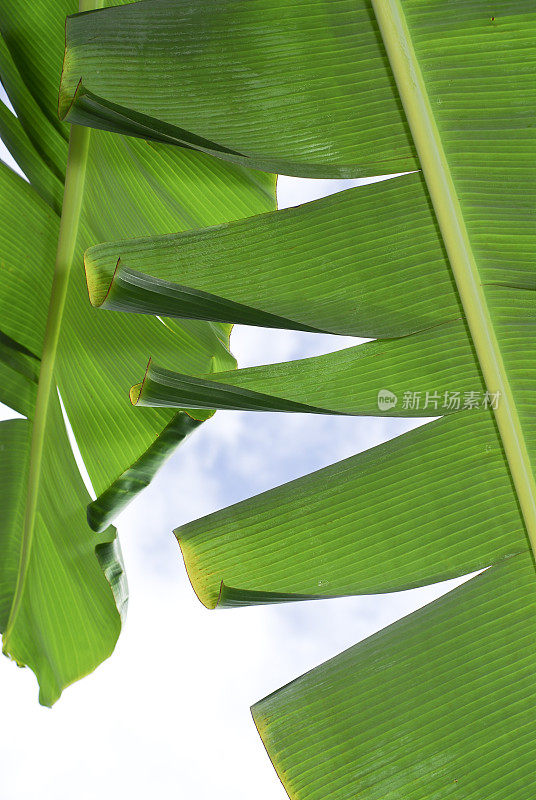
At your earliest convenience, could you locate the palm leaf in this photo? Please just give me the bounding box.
[0,0,275,704]
[44,0,536,795]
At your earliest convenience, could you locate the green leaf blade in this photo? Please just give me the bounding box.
[84,173,462,338]
[176,414,527,609]
[252,554,536,800]
[0,0,276,701]
[58,1,536,796]
[59,0,418,178]
[373,0,536,561]
[0,402,125,707]
[130,320,486,417]
[86,411,203,533]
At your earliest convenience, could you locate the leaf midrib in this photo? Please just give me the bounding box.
[2,123,90,650]
[372,0,536,553]
[2,0,104,652]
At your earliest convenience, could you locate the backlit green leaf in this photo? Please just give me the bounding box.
[70,1,536,795]
[59,0,418,178]
[0,0,275,703]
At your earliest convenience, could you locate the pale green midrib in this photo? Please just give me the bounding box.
[2,0,103,651]
[372,1,536,556]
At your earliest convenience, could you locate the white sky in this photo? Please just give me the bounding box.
[0,109,474,798]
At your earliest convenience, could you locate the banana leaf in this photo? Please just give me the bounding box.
[62,0,536,796]
[0,0,275,704]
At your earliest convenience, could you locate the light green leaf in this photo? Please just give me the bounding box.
[176,413,526,608]
[27,0,536,796]
[0,0,275,703]
[252,554,536,800]
[0,162,56,365]
[0,330,39,419]
[0,407,123,707]
[130,320,482,416]
[0,99,63,212]
[77,0,534,555]
[0,33,67,180]
[249,2,536,795]
[84,172,462,339]
[87,411,202,533]
[58,0,418,178]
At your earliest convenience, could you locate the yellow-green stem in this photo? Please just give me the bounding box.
[3,0,103,651]
[372,0,536,554]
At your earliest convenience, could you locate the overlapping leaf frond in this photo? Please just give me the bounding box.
[0,0,275,704]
